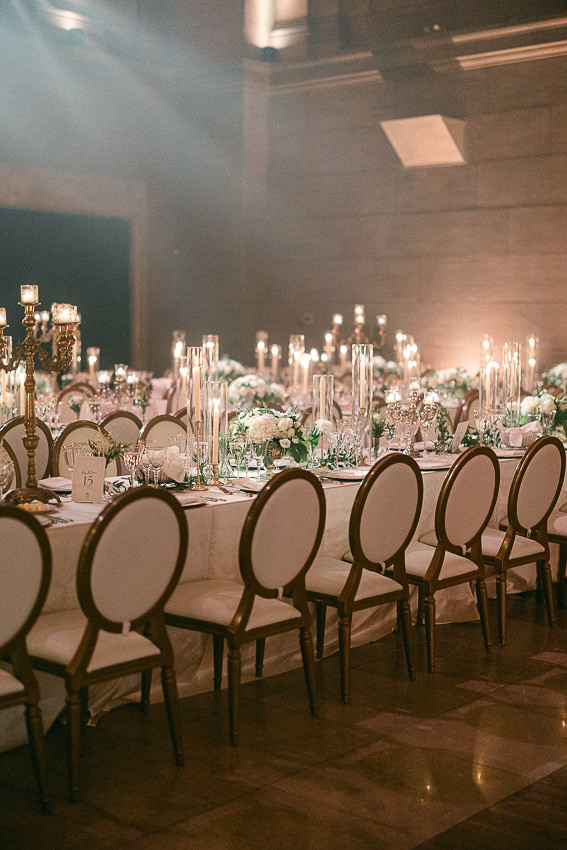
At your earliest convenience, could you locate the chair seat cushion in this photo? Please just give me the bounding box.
[549,510,567,537]
[404,542,477,580]
[0,668,24,699]
[166,579,302,630]
[306,556,403,601]
[481,527,546,560]
[27,610,160,672]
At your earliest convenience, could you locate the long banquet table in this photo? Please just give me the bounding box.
[2,451,566,752]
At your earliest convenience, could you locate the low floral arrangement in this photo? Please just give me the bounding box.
[425,367,474,400]
[228,374,285,410]
[217,356,247,384]
[308,418,333,452]
[373,356,401,393]
[542,362,567,388]
[521,391,567,437]
[230,405,310,463]
[68,394,85,418]
[88,432,129,468]
[133,384,152,417]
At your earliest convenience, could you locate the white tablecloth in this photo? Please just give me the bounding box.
[2,454,565,751]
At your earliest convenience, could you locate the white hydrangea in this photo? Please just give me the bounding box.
[521,395,540,416]
[314,418,333,434]
[539,392,556,414]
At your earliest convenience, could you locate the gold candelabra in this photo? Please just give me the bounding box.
[0,286,79,503]
[330,306,387,356]
[386,384,438,458]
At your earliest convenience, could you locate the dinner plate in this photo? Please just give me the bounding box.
[16,502,57,515]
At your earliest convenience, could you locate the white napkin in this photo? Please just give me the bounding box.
[38,477,73,490]
[505,420,541,448]
[162,446,185,483]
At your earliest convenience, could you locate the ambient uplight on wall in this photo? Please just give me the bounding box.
[380,115,466,167]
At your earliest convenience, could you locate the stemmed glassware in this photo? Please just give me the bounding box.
[147,445,166,487]
[0,460,13,497]
[63,442,91,476]
[138,443,152,486]
[123,445,141,488]
[250,439,267,480]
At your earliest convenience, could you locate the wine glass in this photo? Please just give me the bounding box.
[147,445,166,487]
[138,444,152,487]
[0,461,13,498]
[123,446,141,488]
[250,439,267,480]
[63,442,91,477]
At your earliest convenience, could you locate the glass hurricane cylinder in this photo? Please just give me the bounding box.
[86,346,100,383]
[172,331,186,380]
[288,334,305,391]
[255,330,268,376]
[202,334,219,382]
[479,361,500,412]
[204,381,228,481]
[270,344,281,382]
[187,346,205,488]
[312,373,334,460]
[501,342,522,427]
[351,344,373,426]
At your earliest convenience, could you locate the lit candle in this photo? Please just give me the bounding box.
[319,380,326,420]
[333,313,343,327]
[257,340,265,372]
[180,365,188,406]
[20,284,39,305]
[270,345,280,381]
[339,344,348,369]
[409,378,420,393]
[0,308,7,327]
[301,353,311,394]
[212,399,220,464]
[193,365,201,419]
[359,354,366,409]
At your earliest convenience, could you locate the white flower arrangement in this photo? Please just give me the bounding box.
[521,392,556,417]
[313,418,333,435]
[426,367,473,400]
[217,357,247,383]
[230,405,309,463]
[542,362,567,387]
[228,374,285,410]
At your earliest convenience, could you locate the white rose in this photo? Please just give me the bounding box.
[539,393,556,413]
[520,396,539,416]
[280,438,291,448]
[292,437,299,443]
[314,418,332,434]
[278,417,293,431]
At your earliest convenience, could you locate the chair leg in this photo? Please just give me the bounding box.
[398,599,416,681]
[315,602,326,659]
[161,666,184,766]
[559,543,567,609]
[496,570,507,646]
[299,626,317,715]
[227,648,241,746]
[540,560,556,628]
[476,578,491,652]
[80,686,90,725]
[213,635,224,690]
[424,594,436,673]
[25,703,50,814]
[141,670,152,714]
[66,690,82,803]
[416,587,424,626]
[255,638,266,678]
[338,614,352,703]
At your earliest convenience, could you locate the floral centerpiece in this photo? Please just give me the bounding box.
[373,355,401,394]
[230,405,310,463]
[228,375,285,410]
[426,367,473,401]
[521,391,567,436]
[88,432,129,468]
[217,356,247,384]
[542,362,567,389]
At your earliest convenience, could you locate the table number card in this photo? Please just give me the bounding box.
[72,455,106,503]
[451,421,469,453]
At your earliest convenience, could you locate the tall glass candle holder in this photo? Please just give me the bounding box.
[502,341,522,427]
[480,334,493,368]
[352,343,373,463]
[172,331,186,380]
[270,344,281,382]
[525,334,539,394]
[204,380,228,487]
[202,334,219,382]
[86,347,100,384]
[479,361,500,412]
[187,346,206,490]
[312,373,334,460]
[255,330,268,375]
[288,334,305,391]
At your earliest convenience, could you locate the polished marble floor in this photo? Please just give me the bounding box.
[1,590,567,849]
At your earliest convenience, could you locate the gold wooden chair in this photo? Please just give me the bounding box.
[454,389,479,428]
[548,503,567,608]
[404,446,500,672]
[52,420,119,477]
[0,415,53,485]
[481,435,566,645]
[27,487,188,802]
[139,413,186,446]
[306,453,423,702]
[166,468,325,745]
[0,505,52,812]
[99,410,142,474]
[56,381,96,424]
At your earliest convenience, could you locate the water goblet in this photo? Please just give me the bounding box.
[123,447,141,488]
[0,461,13,497]
[250,439,267,480]
[147,445,166,487]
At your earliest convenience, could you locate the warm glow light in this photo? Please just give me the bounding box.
[0,308,7,328]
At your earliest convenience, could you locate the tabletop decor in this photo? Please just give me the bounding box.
[217,356,246,384]
[352,343,373,464]
[542,361,567,393]
[202,334,219,382]
[204,380,228,487]
[230,405,310,465]
[386,381,439,457]
[87,432,129,468]
[0,287,79,503]
[288,334,305,392]
[171,331,186,380]
[425,367,473,401]
[330,306,387,353]
[520,391,565,436]
[188,345,207,490]
[228,374,284,410]
[502,341,522,426]
[312,373,334,461]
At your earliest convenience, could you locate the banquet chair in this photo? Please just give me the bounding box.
[305,454,423,703]
[0,416,53,485]
[56,381,96,425]
[99,410,142,473]
[0,437,21,489]
[0,505,52,813]
[27,487,188,802]
[454,389,479,428]
[174,407,188,424]
[481,435,566,645]
[166,468,326,745]
[52,421,119,477]
[548,505,567,608]
[404,446,500,672]
[165,383,187,415]
[139,414,186,447]
[300,403,342,429]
